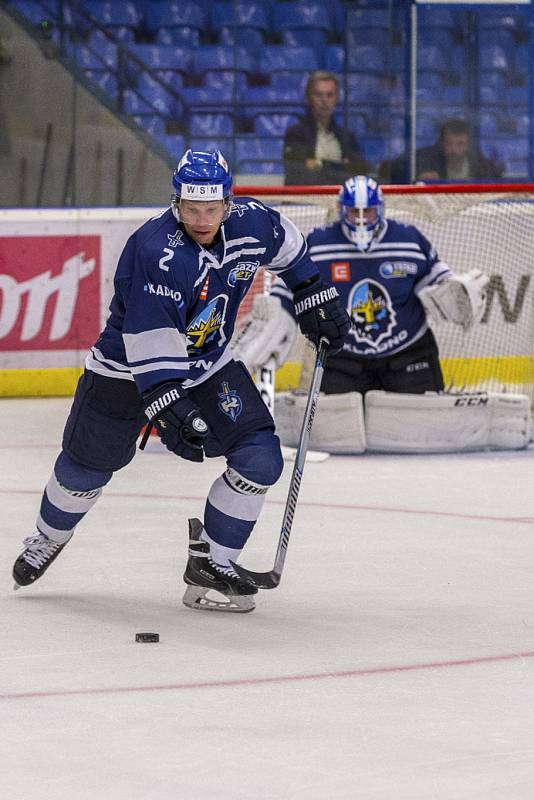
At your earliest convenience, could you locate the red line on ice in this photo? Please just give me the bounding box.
[3,649,534,701]
[0,487,533,525]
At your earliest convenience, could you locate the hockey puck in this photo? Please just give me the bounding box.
[135,632,159,643]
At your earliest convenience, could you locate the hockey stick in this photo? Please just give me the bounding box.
[230,337,329,590]
[254,271,328,463]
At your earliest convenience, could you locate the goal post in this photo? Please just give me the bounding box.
[234,183,534,405]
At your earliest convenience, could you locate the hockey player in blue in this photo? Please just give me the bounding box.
[236,175,487,396]
[12,150,350,612]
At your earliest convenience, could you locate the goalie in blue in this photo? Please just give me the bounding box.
[236,175,489,394]
[234,175,493,454]
[12,150,350,612]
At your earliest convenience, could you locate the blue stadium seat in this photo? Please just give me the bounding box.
[156,134,186,159]
[129,45,194,72]
[189,112,234,137]
[325,45,344,72]
[417,45,450,73]
[83,70,118,98]
[237,161,283,175]
[359,135,386,164]
[9,1,60,25]
[479,29,517,51]
[189,138,235,163]
[479,45,511,72]
[217,27,264,48]
[346,74,389,105]
[270,71,309,94]
[122,89,153,115]
[235,136,283,163]
[211,2,269,34]
[151,84,183,118]
[479,112,500,138]
[180,86,235,109]
[347,111,368,139]
[241,86,305,108]
[484,137,527,176]
[419,27,459,51]
[143,1,205,35]
[154,70,184,92]
[254,113,300,137]
[154,28,201,47]
[69,41,117,70]
[347,45,386,74]
[513,46,530,73]
[479,9,530,42]
[192,45,257,75]
[281,29,328,50]
[272,2,334,34]
[81,0,141,32]
[346,27,392,49]
[258,46,319,74]
[203,70,248,93]
[417,71,444,92]
[133,115,166,137]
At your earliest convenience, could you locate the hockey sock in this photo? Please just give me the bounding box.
[203,467,269,565]
[36,452,113,543]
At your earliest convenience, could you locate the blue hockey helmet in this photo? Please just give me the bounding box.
[172,149,233,204]
[338,175,385,251]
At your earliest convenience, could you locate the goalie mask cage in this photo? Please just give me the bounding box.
[234,183,534,405]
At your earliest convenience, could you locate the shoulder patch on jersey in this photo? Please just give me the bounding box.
[379,261,418,279]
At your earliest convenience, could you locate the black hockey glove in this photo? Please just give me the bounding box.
[293,277,351,354]
[143,382,210,463]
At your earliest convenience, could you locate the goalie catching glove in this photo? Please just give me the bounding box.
[232,294,298,372]
[416,268,489,331]
[143,382,210,462]
[292,276,351,354]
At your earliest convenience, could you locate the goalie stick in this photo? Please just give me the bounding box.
[230,337,329,590]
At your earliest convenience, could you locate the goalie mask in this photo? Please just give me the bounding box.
[171,149,233,224]
[339,175,385,252]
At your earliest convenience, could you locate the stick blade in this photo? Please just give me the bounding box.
[230,561,281,590]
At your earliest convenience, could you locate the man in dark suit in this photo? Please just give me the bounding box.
[381,117,503,183]
[283,70,368,185]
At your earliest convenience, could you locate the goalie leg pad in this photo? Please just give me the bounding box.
[365,390,531,453]
[274,391,366,454]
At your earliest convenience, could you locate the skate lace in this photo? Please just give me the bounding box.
[208,557,239,580]
[21,534,61,569]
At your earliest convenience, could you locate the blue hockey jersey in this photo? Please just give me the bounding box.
[86,198,318,393]
[272,218,452,359]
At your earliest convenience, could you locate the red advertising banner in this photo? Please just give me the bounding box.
[0,235,100,351]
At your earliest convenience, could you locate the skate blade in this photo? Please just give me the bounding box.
[182,585,255,613]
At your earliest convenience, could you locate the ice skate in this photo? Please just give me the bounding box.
[13,532,72,590]
[182,518,257,613]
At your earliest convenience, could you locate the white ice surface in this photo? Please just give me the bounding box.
[2,398,534,799]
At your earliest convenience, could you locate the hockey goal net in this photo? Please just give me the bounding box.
[234,183,534,404]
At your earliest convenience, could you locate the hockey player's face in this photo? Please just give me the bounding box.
[344,207,378,226]
[179,199,226,246]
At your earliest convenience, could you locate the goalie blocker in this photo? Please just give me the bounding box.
[275,389,531,454]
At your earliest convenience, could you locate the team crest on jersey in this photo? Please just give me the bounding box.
[167,230,184,248]
[229,202,248,217]
[227,261,260,287]
[349,279,396,348]
[187,294,228,349]
[218,381,242,421]
[379,261,417,278]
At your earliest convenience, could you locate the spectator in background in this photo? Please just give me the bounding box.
[283,70,368,185]
[380,117,504,183]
